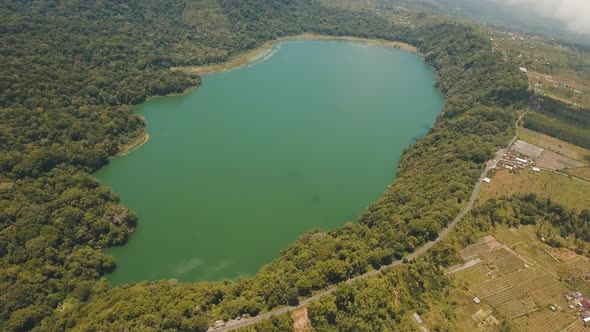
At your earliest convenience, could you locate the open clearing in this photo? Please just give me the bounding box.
[292,308,312,332]
[450,227,590,332]
[513,139,545,159]
[479,169,590,211]
[518,127,590,163]
[536,150,586,170]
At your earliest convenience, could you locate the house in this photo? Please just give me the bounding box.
[580,299,590,308]
[568,291,583,301]
[482,177,491,184]
[515,157,528,164]
[532,167,540,172]
[505,165,514,170]
[581,311,590,323]
[519,67,528,73]
[473,297,481,304]
[412,313,423,324]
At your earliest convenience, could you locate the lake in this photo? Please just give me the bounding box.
[95,39,444,285]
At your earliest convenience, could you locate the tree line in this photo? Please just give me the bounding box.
[524,97,590,150]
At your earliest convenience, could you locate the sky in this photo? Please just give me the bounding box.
[497,0,590,37]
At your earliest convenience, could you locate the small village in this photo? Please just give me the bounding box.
[482,139,543,185]
[566,291,590,323]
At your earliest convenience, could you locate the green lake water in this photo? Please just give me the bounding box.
[95,40,444,285]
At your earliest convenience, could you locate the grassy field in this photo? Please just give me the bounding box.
[566,167,590,182]
[449,226,590,332]
[479,169,590,211]
[519,127,590,163]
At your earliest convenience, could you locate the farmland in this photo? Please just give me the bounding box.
[535,150,586,170]
[566,167,590,182]
[518,125,590,181]
[528,70,590,110]
[478,169,590,211]
[519,127,590,163]
[449,227,590,332]
[491,30,590,109]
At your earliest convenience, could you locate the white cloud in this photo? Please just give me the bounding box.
[498,0,590,36]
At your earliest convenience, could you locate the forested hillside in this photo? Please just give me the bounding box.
[1,0,528,330]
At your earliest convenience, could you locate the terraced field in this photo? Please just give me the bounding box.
[514,310,574,332]
[450,227,590,331]
[564,320,590,332]
[566,167,590,182]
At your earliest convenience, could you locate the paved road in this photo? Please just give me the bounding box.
[209,114,526,332]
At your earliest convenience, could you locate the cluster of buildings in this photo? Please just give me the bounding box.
[495,149,540,173]
[482,141,543,184]
[565,291,590,322]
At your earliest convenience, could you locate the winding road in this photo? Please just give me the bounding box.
[209,113,527,332]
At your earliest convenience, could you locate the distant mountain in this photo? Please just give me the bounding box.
[424,0,590,45]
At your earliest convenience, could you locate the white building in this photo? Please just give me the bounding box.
[519,67,528,73]
[412,313,423,324]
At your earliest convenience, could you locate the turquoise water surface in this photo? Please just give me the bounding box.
[95,40,444,285]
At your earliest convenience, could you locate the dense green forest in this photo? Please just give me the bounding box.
[523,97,590,149]
[0,0,529,330]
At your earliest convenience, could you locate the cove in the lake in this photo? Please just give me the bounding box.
[95,39,444,285]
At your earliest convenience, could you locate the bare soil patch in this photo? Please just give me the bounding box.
[292,307,312,332]
[513,139,545,159]
[536,150,586,170]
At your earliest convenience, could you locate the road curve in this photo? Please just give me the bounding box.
[209,113,527,332]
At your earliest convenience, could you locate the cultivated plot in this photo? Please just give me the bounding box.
[450,228,590,331]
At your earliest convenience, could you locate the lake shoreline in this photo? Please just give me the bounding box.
[116,34,419,158]
[174,33,419,77]
[118,132,150,157]
[100,39,443,284]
